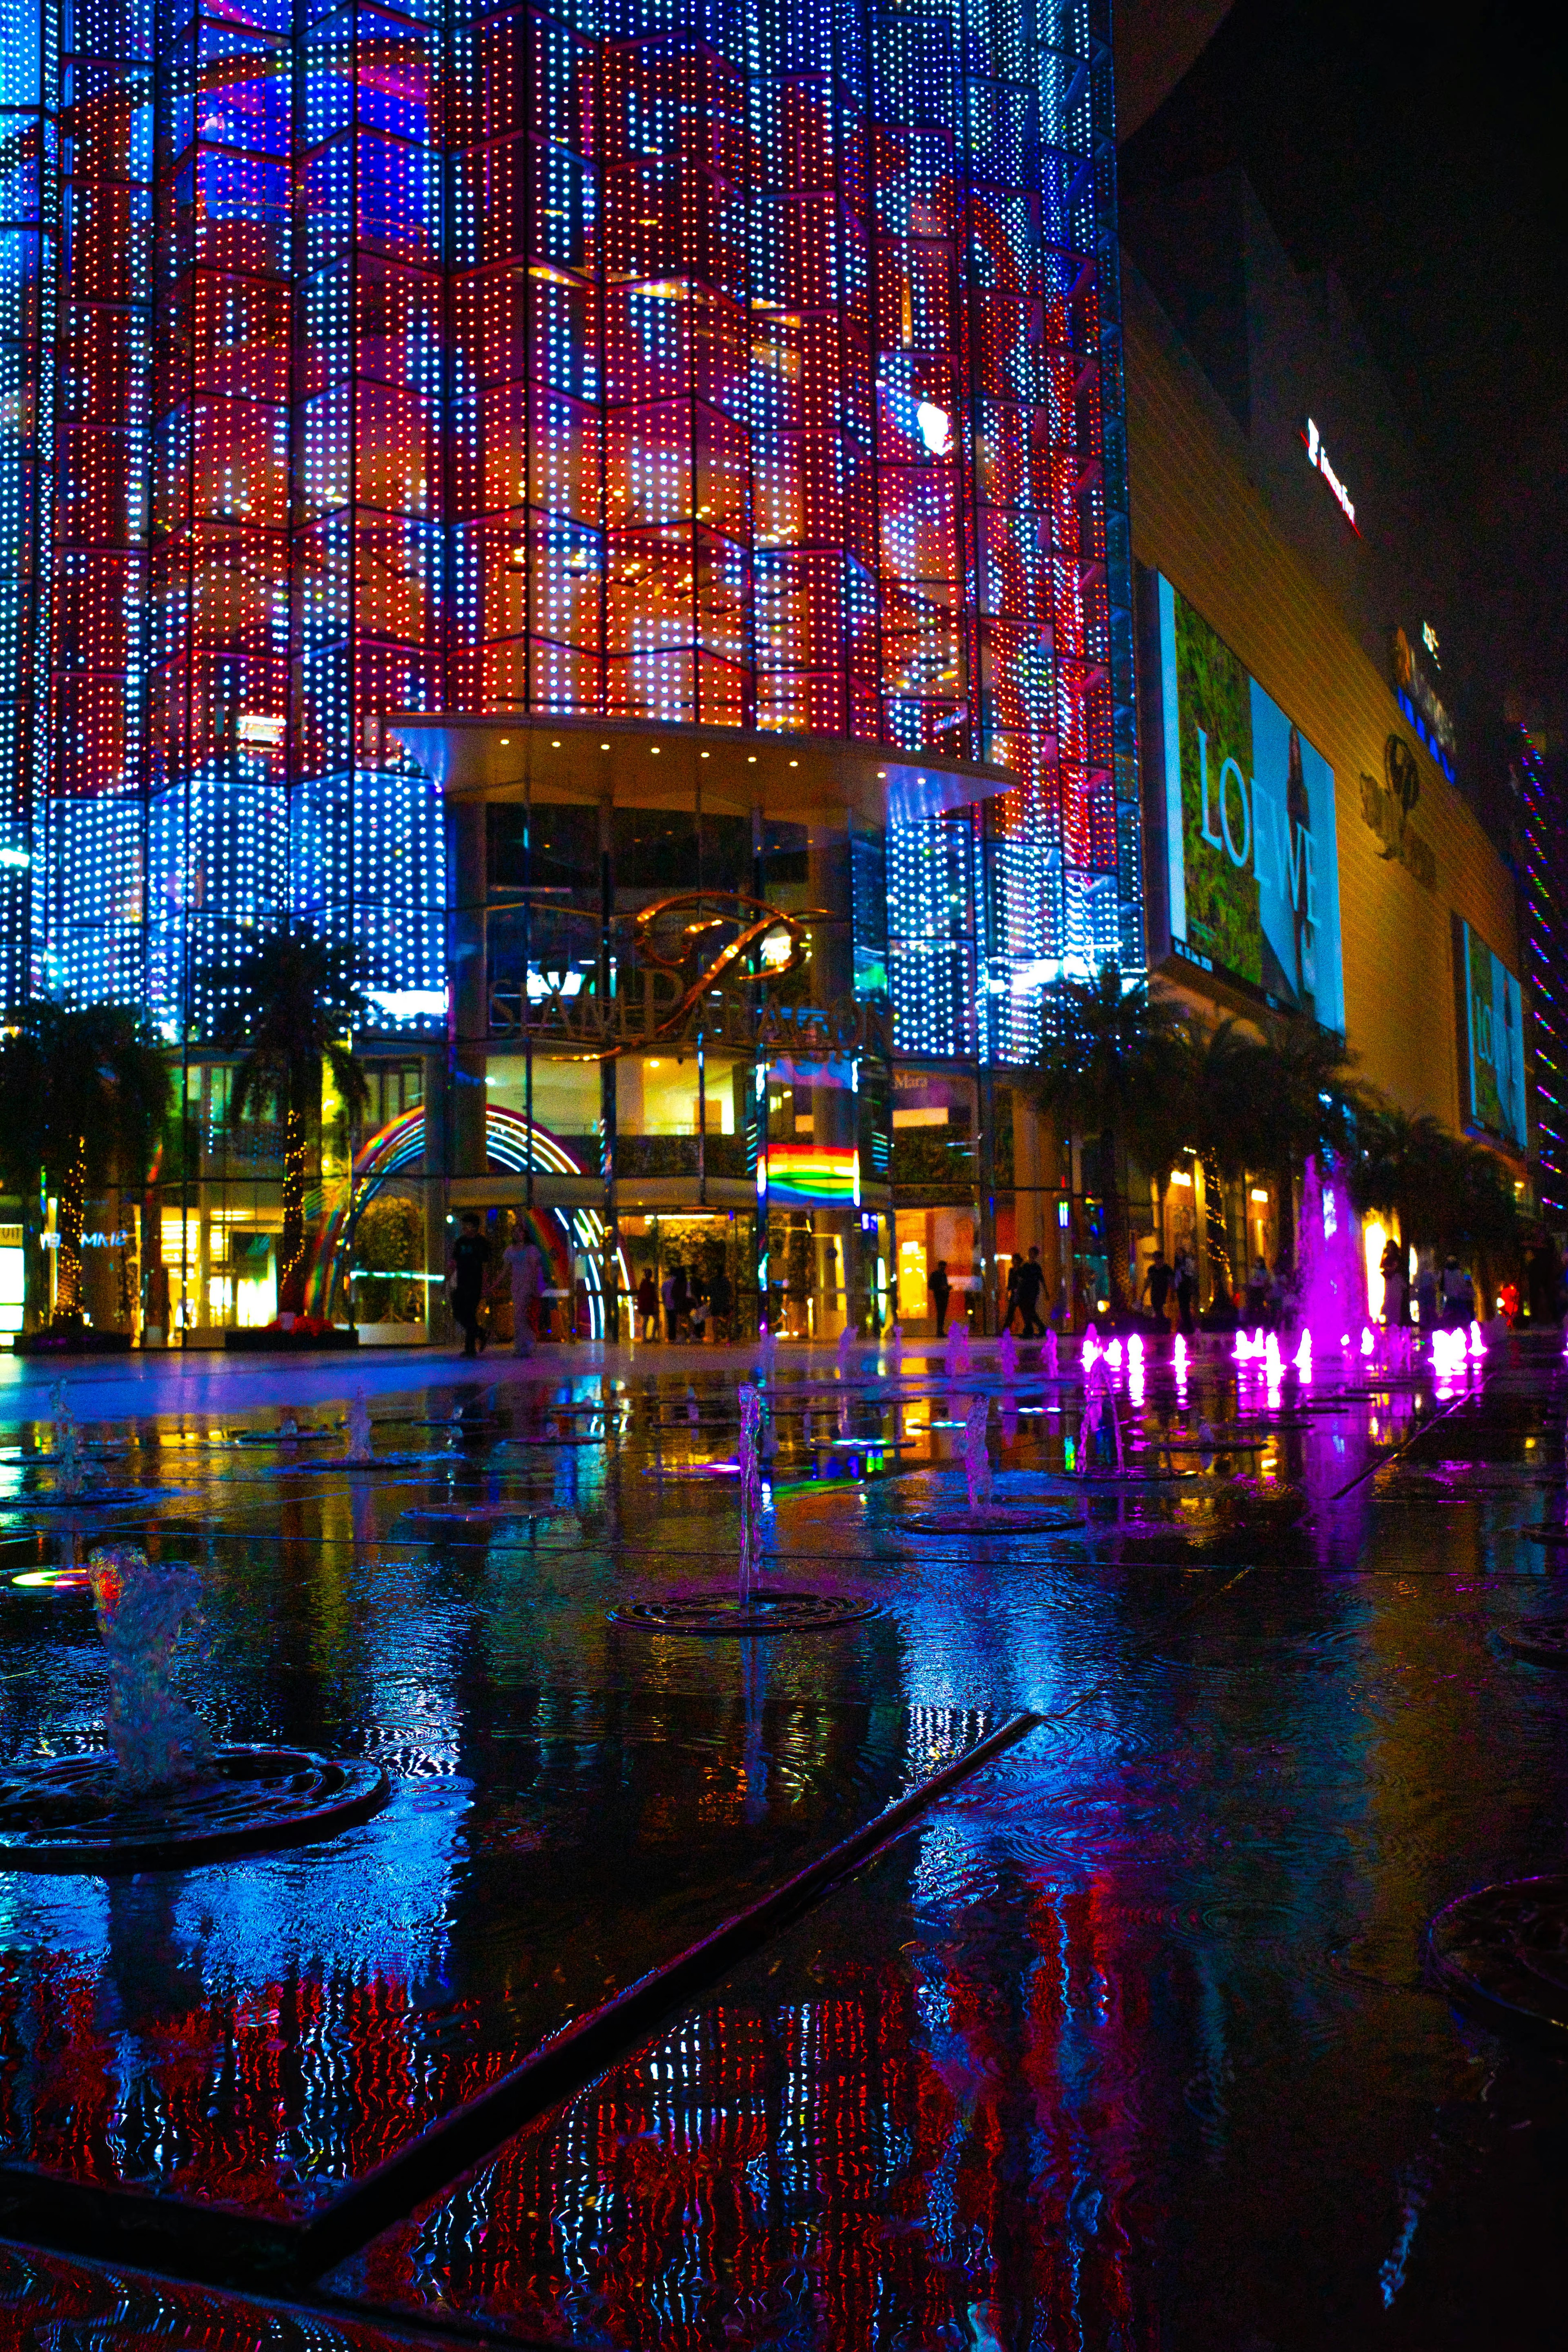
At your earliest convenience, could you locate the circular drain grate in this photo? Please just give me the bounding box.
[1499,1619,1568,1669]
[399,1504,552,1530]
[0,1745,391,1873]
[904,1509,1084,1535]
[609,1588,877,1636]
[1428,1876,1568,2044]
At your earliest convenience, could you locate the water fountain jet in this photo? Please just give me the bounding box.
[0,1548,389,1870]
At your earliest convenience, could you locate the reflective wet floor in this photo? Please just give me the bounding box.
[0,1333,1565,2347]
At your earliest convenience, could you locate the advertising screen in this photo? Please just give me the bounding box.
[1154,575,1345,1031]
[1459,920,1526,1151]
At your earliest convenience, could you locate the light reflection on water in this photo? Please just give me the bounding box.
[0,1349,1559,2345]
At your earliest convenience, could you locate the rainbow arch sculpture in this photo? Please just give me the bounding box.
[307,1105,629,1339]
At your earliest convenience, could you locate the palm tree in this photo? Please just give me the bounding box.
[1194,1017,1365,1266]
[1350,1105,1521,1307]
[0,1001,171,1330]
[1024,966,1184,1310]
[207,923,370,1316]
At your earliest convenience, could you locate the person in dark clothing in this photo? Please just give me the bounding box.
[1015,1245,1047,1336]
[450,1212,490,1358]
[1527,1233,1564,1325]
[1244,1256,1269,1328]
[1141,1247,1173,1329]
[1002,1254,1023,1332]
[668,1263,690,1341]
[1174,1250,1196,1336]
[636,1268,659,1339]
[709,1267,733,1340]
[927,1258,951,1336]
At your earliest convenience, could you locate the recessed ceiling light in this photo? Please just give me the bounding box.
[552,739,560,747]
[600,742,609,750]
[789,759,798,767]
[500,737,510,744]
[650,746,659,754]
[748,755,756,762]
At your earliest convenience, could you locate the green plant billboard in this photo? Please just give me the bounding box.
[1459,920,1526,1151]
[1154,575,1345,1031]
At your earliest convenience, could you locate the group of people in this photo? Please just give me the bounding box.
[448,1211,547,1360]
[1378,1239,1478,1330]
[1140,1247,1202,1333]
[635,1262,733,1344]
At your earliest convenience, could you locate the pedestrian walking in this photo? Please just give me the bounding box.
[502,1225,545,1356]
[1142,1247,1173,1330]
[1174,1249,1196,1335]
[1379,1236,1407,1330]
[927,1257,951,1336]
[709,1266,733,1341]
[637,1267,659,1339]
[1440,1255,1470,1325]
[449,1212,490,1359]
[1015,1245,1047,1336]
[1243,1256,1268,1327]
[1002,1254,1022,1332]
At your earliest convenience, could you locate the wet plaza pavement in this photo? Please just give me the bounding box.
[0,1332,1564,2347]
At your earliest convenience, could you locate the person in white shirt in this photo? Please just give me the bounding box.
[503,1228,546,1356]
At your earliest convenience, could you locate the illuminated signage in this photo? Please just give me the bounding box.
[1456,919,1526,1152]
[1359,735,1435,890]
[1154,574,1345,1030]
[1302,418,1359,535]
[1390,626,1456,780]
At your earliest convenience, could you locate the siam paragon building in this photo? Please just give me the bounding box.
[0,0,1138,1333]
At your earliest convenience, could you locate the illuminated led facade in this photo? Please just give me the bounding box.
[1516,724,1564,1214]
[2,0,1134,1041]
[3,0,1137,1338]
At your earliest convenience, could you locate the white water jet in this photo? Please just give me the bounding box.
[758,1322,777,1383]
[344,1388,374,1464]
[87,1546,212,1795]
[737,1383,764,1603]
[49,1383,85,1498]
[945,1319,971,1380]
[963,1396,993,1513]
[1077,1355,1123,1473]
[837,1324,854,1378]
[1042,1328,1059,1377]
[997,1326,1018,1384]
[886,1322,904,1376]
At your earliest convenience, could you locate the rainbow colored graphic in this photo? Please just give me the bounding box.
[306,1107,628,1336]
[764,1148,860,1207]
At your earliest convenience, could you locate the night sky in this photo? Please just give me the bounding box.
[1119,0,1568,739]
